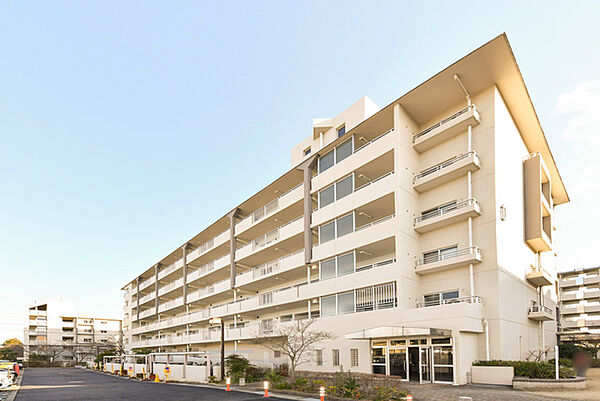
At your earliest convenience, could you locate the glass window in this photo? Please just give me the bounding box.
[351,348,359,367]
[320,295,337,317]
[335,175,353,200]
[319,185,335,208]
[335,139,353,163]
[434,366,453,382]
[390,340,406,346]
[332,349,340,366]
[423,250,439,264]
[440,246,458,260]
[280,314,293,323]
[304,147,311,156]
[337,252,355,277]
[318,150,335,173]
[372,347,386,363]
[337,291,355,314]
[337,125,346,138]
[433,346,453,365]
[336,213,354,238]
[320,258,336,281]
[319,221,335,244]
[442,290,459,301]
[316,349,323,366]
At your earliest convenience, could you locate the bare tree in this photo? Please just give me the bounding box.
[254,319,334,379]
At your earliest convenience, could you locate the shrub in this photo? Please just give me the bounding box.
[371,385,409,401]
[208,375,219,383]
[266,369,285,384]
[225,354,252,381]
[328,370,362,399]
[473,360,575,379]
[548,358,573,367]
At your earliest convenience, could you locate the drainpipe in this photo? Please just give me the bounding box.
[319,132,323,150]
[483,319,490,360]
[468,123,475,299]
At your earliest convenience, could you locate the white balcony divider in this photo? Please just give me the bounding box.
[413,105,477,141]
[414,151,477,182]
[414,199,478,224]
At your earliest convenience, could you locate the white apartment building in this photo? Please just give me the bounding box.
[558,267,600,344]
[122,34,569,384]
[24,295,122,366]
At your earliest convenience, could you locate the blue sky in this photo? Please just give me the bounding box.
[1,1,599,342]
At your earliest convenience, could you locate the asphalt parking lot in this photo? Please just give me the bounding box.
[15,368,293,401]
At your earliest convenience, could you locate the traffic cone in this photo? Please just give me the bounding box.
[406,395,413,401]
[226,377,231,391]
[263,381,270,397]
[320,385,325,401]
[154,374,160,383]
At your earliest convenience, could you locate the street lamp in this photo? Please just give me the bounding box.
[209,317,225,381]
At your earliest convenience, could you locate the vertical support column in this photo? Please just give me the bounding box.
[136,278,140,321]
[227,209,239,289]
[307,300,311,319]
[182,243,190,305]
[467,124,475,299]
[154,264,160,316]
[296,156,317,265]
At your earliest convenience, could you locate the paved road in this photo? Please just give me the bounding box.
[15,368,292,401]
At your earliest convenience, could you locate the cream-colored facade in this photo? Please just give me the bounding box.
[122,34,568,384]
[24,295,122,366]
[558,267,600,344]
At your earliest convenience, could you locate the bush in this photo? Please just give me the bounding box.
[473,360,575,379]
[327,370,362,399]
[225,354,252,381]
[548,358,573,367]
[208,375,219,383]
[371,385,409,401]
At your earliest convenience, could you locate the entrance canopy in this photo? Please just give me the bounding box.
[345,326,451,339]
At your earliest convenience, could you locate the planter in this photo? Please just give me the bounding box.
[471,366,514,385]
[512,376,586,390]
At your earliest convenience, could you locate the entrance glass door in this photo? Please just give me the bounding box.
[389,349,407,379]
[420,347,430,382]
[408,347,420,381]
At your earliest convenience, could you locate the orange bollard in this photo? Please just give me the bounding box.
[406,395,413,401]
[226,377,231,391]
[263,381,270,397]
[320,385,325,401]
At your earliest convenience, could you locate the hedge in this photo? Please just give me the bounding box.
[472,360,575,379]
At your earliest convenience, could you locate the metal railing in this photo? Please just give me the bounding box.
[415,199,478,224]
[237,249,304,281]
[355,214,395,233]
[414,105,477,141]
[238,216,303,252]
[417,295,482,308]
[416,246,479,266]
[354,171,395,192]
[241,183,303,224]
[414,151,477,181]
[354,128,394,153]
[355,258,396,272]
[528,305,553,315]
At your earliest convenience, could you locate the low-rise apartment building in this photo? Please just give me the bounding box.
[558,267,600,344]
[122,34,568,384]
[24,295,122,366]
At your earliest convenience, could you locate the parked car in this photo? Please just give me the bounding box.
[0,368,12,389]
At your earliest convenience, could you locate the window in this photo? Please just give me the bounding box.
[337,291,355,314]
[318,151,335,173]
[332,349,340,366]
[280,314,293,323]
[321,295,337,317]
[336,213,354,238]
[423,290,459,307]
[274,351,282,358]
[319,185,335,208]
[316,349,323,366]
[319,221,336,244]
[319,251,355,280]
[320,258,336,280]
[304,147,311,156]
[317,138,354,173]
[351,349,359,367]
[337,125,346,138]
[335,139,353,163]
[422,246,458,264]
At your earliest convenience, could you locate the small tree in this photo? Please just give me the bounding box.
[254,319,334,379]
[225,354,252,380]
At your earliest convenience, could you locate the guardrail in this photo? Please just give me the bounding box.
[416,246,479,266]
[414,105,477,141]
[528,305,553,314]
[415,199,478,224]
[417,295,482,308]
[414,151,477,181]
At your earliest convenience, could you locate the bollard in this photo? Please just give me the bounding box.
[263,381,270,398]
[320,385,325,401]
[142,367,146,380]
[154,374,160,383]
[406,395,413,401]
[226,377,231,391]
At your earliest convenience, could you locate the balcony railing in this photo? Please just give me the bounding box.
[139,276,155,290]
[242,183,303,225]
[239,216,303,253]
[415,199,478,224]
[354,128,394,153]
[237,250,304,282]
[354,171,395,192]
[528,305,553,315]
[414,105,477,141]
[417,295,482,308]
[415,151,477,182]
[416,246,480,266]
[355,214,395,233]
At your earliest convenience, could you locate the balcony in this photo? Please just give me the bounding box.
[415,246,482,275]
[235,250,304,288]
[29,319,47,326]
[138,292,155,305]
[235,216,303,262]
[29,310,47,317]
[139,276,156,291]
[158,296,184,313]
[560,275,600,289]
[413,105,480,153]
[414,199,481,233]
[417,295,482,308]
[187,254,230,285]
[413,151,480,193]
[528,305,554,321]
[561,289,600,302]
[186,229,230,264]
[526,267,553,287]
[158,277,184,297]
[187,278,230,303]
[139,308,155,320]
[158,259,184,281]
[236,184,304,236]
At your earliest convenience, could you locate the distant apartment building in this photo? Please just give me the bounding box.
[122,34,568,384]
[24,295,122,366]
[558,267,600,344]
